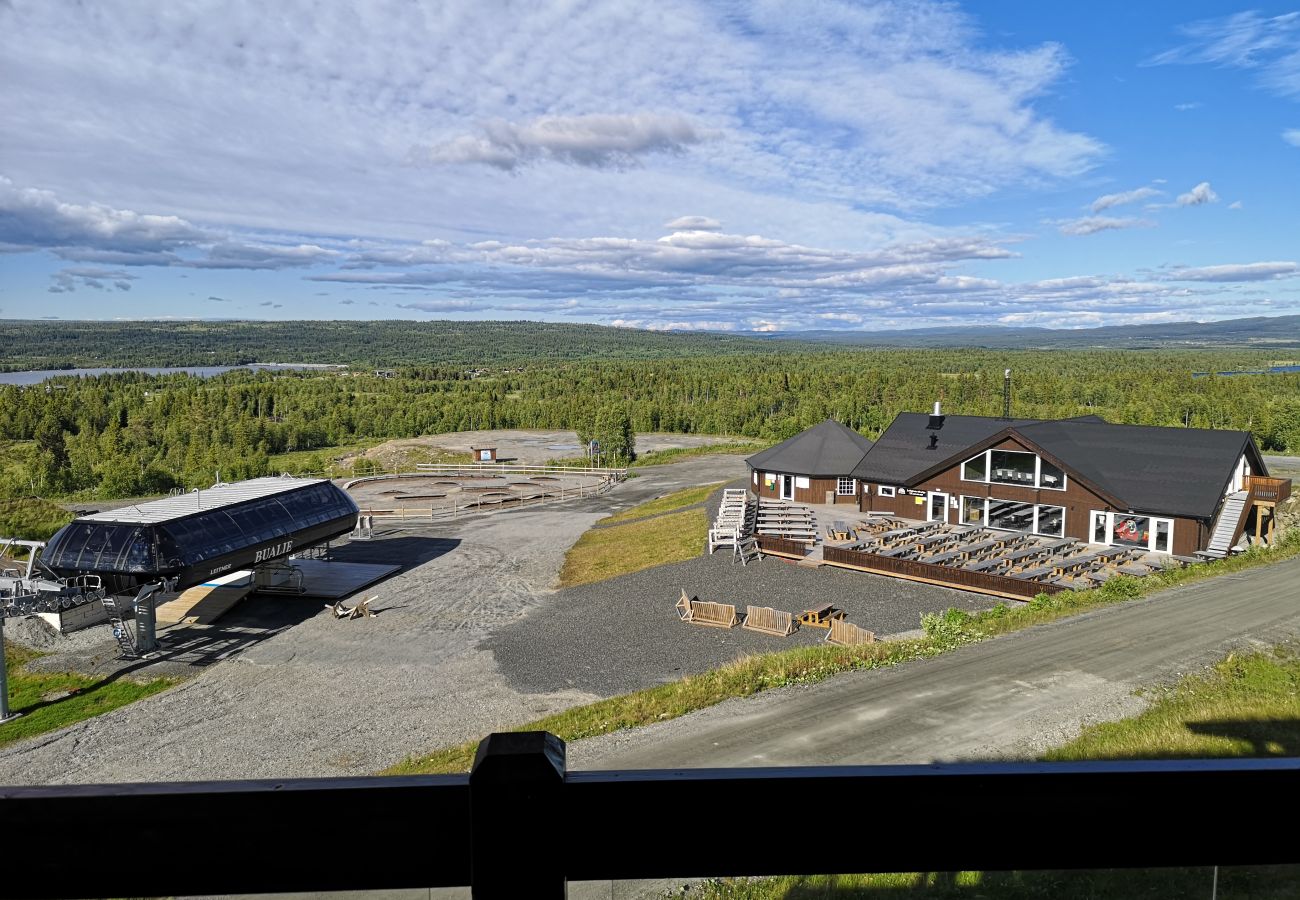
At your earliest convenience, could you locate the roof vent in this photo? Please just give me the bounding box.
[928,434,939,450]
[927,400,945,431]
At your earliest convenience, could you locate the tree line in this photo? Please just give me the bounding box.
[1,348,1297,500]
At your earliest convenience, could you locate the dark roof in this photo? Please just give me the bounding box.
[747,418,873,477]
[1016,419,1252,519]
[850,413,1038,485]
[853,411,1257,519]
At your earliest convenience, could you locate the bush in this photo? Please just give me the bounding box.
[1098,575,1143,601]
[921,607,976,648]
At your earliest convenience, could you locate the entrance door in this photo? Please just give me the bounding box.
[928,492,949,523]
[780,475,794,501]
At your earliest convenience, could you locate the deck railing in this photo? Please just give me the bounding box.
[1247,475,1292,504]
[823,544,1066,600]
[755,535,812,558]
[2,731,1297,898]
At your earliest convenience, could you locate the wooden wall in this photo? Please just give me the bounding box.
[857,435,1209,554]
[746,468,862,505]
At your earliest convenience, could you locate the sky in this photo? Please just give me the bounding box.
[2,0,1300,332]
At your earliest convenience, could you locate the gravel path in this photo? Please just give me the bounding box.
[0,455,750,784]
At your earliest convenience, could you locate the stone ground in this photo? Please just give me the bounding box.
[1,453,992,785]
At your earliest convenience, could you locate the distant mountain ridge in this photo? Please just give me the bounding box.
[761,315,1300,350]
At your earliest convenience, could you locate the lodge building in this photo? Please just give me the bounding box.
[747,409,1289,557]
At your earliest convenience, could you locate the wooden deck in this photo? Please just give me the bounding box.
[157,571,255,626]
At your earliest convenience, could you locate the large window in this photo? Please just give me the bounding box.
[837,477,856,496]
[969,497,1065,536]
[1090,511,1175,553]
[960,449,1066,490]
[878,485,896,497]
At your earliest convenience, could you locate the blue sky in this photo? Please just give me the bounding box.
[2,0,1299,332]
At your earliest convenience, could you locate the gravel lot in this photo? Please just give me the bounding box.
[0,456,756,784]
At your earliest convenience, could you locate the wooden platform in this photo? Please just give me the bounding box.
[288,560,402,600]
[157,571,256,626]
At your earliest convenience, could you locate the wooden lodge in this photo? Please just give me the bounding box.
[747,408,1291,558]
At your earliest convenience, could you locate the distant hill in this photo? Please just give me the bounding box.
[764,315,1300,351]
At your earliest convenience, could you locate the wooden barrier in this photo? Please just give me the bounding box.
[690,601,739,629]
[822,545,1067,601]
[675,589,696,621]
[826,617,874,646]
[755,535,810,559]
[742,605,795,637]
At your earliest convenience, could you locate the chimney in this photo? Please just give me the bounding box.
[1003,369,1012,419]
[927,400,945,431]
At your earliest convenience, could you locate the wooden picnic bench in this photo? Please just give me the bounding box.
[797,602,847,629]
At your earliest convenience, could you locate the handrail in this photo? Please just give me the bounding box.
[1246,475,1292,503]
[2,731,1297,898]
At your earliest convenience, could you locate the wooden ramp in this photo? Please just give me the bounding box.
[157,571,255,626]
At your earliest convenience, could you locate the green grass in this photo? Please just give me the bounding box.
[0,496,75,541]
[1047,646,1300,761]
[388,531,1300,777]
[601,482,724,525]
[693,867,1300,898]
[557,507,710,588]
[694,646,1300,899]
[629,441,767,468]
[1,642,178,747]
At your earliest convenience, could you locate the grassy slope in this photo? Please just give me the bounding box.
[558,506,710,588]
[0,497,75,541]
[601,482,724,525]
[629,443,766,468]
[0,642,178,748]
[698,648,1300,898]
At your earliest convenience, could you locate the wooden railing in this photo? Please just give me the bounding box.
[1247,475,1292,504]
[755,535,811,558]
[823,545,1065,601]
[2,731,1297,898]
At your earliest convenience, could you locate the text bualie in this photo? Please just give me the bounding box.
[254,540,294,563]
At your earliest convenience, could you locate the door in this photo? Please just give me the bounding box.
[780,475,794,500]
[928,491,949,523]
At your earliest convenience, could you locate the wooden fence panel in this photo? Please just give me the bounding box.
[822,546,1065,601]
[755,536,810,559]
[742,605,795,637]
[688,601,739,628]
[826,618,874,646]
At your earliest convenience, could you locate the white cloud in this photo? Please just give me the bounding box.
[1170,261,1298,282]
[425,113,714,170]
[664,216,723,231]
[1229,200,1244,210]
[1148,11,1300,99]
[48,266,137,293]
[1176,181,1219,206]
[1173,102,1202,111]
[1284,129,1300,147]
[1056,216,1154,236]
[1089,187,1162,213]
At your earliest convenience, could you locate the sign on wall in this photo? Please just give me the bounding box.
[795,476,810,489]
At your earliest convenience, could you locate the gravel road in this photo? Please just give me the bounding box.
[0,455,748,784]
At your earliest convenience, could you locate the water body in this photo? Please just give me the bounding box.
[0,363,341,386]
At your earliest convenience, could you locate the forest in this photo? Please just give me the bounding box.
[2,345,1298,501]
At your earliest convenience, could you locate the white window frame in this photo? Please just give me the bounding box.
[1088,511,1175,553]
[836,477,856,496]
[960,495,987,526]
[959,449,1067,491]
[878,485,896,497]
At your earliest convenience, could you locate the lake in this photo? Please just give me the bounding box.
[0,364,342,386]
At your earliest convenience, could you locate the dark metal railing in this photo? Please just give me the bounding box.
[2,732,1298,898]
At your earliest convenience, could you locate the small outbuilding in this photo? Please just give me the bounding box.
[471,446,498,463]
[746,418,873,505]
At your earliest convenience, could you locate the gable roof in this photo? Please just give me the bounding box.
[850,413,1039,485]
[853,411,1260,519]
[746,418,873,477]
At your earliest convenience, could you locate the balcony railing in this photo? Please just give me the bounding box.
[1247,475,1292,504]
[2,731,1297,898]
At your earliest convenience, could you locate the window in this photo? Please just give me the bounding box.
[1092,511,1108,543]
[1155,519,1171,553]
[1090,511,1174,553]
[961,495,986,525]
[836,477,855,496]
[988,499,1035,532]
[1113,514,1150,548]
[961,448,1066,490]
[984,498,1064,536]
[878,485,896,497]
[1036,504,1065,537]
[794,476,810,489]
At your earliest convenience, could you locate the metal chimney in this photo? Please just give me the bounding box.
[927,400,945,431]
[1003,369,1012,419]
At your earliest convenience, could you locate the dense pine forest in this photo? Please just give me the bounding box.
[2,343,1298,501]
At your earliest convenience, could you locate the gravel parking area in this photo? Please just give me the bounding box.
[485,526,993,698]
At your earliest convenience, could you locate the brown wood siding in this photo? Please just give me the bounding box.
[746,468,862,505]
[857,436,1213,552]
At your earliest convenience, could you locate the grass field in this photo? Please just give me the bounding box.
[558,506,710,588]
[0,497,75,541]
[601,482,723,525]
[695,646,1300,899]
[629,442,766,468]
[0,642,178,748]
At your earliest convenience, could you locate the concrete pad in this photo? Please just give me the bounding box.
[286,559,402,600]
